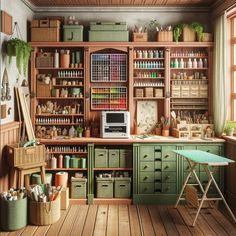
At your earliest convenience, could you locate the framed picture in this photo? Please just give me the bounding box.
[137,101,158,134]
[1,11,12,35]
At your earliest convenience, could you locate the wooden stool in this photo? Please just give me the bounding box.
[16,162,46,188]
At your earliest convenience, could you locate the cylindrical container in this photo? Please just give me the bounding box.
[58,155,63,168]
[50,156,57,169]
[0,197,27,230]
[70,158,79,168]
[155,127,162,135]
[29,196,60,225]
[60,54,70,68]
[64,155,70,168]
[81,158,86,169]
[55,172,68,188]
[84,129,91,137]
[54,50,59,68]
[162,129,169,136]
[31,173,53,185]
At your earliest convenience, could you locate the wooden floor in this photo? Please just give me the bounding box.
[1,204,236,236]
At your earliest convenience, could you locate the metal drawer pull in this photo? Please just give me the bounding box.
[164,155,169,158]
[155,179,161,182]
[102,184,109,187]
[155,168,161,171]
[155,189,161,193]
[165,187,170,191]
[144,155,148,158]
[99,154,104,156]
[155,158,161,161]
[164,165,169,169]
[155,149,161,152]
[75,185,82,187]
[144,165,149,169]
[119,185,126,187]
[144,176,149,180]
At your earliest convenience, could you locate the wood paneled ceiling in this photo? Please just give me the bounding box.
[27,0,216,7]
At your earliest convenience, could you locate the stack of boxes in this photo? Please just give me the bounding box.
[89,22,129,42]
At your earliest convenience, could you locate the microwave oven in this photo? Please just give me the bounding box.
[100,111,130,138]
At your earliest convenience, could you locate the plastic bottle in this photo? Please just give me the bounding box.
[198,58,203,68]
[174,58,179,68]
[203,58,208,68]
[179,58,184,69]
[187,58,192,68]
[193,58,197,68]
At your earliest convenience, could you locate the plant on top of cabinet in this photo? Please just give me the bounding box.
[7,38,32,76]
[173,24,184,42]
[189,22,204,42]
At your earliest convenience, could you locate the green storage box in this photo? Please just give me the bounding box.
[31,173,53,185]
[96,177,114,198]
[90,22,127,31]
[0,197,27,231]
[94,149,108,168]
[114,177,131,198]
[71,177,87,199]
[70,157,79,168]
[119,149,132,168]
[89,31,129,42]
[63,25,83,42]
[108,149,119,168]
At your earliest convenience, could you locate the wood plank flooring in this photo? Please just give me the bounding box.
[0,205,236,236]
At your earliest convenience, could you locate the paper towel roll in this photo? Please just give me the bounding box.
[55,172,68,188]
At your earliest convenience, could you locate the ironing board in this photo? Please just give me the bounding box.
[173,150,236,226]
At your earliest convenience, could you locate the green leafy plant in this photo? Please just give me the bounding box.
[148,20,159,41]
[189,22,204,42]
[6,38,32,76]
[173,24,184,42]
[77,126,84,137]
[224,121,236,136]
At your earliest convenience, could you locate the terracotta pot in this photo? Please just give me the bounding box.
[155,127,162,135]
[162,129,169,136]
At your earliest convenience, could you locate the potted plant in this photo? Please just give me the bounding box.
[148,20,159,41]
[76,126,84,138]
[6,38,32,76]
[224,121,236,136]
[173,24,184,42]
[189,22,204,42]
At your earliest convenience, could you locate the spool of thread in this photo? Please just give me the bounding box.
[54,49,59,68]
[64,155,70,168]
[58,154,63,168]
[81,158,86,168]
[55,172,68,188]
[50,156,57,169]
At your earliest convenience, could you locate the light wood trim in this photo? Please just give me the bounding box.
[0,121,20,132]
[129,46,134,133]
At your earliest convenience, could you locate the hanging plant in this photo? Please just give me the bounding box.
[189,22,204,42]
[7,38,32,76]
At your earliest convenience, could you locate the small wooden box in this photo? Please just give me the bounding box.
[135,88,144,97]
[35,53,53,68]
[154,88,163,97]
[132,33,148,42]
[171,128,190,139]
[157,31,173,42]
[183,26,196,42]
[31,28,60,42]
[39,19,49,27]
[7,144,46,167]
[37,81,51,97]
[144,87,153,97]
[0,104,7,119]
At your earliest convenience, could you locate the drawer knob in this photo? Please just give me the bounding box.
[144,165,149,169]
[165,187,170,191]
[144,176,148,180]
[164,155,169,158]
[144,155,148,158]
[164,165,169,169]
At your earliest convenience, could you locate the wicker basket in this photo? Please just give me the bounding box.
[183,26,196,42]
[7,144,46,167]
[157,31,173,42]
[29,196,61,225]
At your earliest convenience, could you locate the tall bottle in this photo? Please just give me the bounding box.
[193,58,197,68]
[198,58,203,68]
[203,58,208,68]
[54,50,59,68]
[179,58,184,69]
[187,58,192,68]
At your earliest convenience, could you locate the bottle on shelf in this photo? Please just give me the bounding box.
[54,50,59,68]
[187,58,192,68]
[198,58,203,68]
[193,58,197,69]
[179,58,184,69]
[203,58,208,68]
[174,58,179,68]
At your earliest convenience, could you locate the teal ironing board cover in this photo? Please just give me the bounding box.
[173,150,234,166]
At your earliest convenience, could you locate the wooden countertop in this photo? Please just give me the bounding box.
[39,135,225,145]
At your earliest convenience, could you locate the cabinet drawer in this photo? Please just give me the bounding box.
[162,162,177,172]
[139,183,154,194]
[190,91,199,97]
[199,91,208,98]
[172,85,181,91]
[197,145,220,155]
[140,162,154,172]
[181,85,190,91]
[140,172,154,183]
[162,183,177,194]
[154,171,162,182]
[154,183,162,193]
[183,161,200,171]
[140,146,154,161]
[191,85,199,91]
[199,84,208,90]
[162,146,177,162]
[200,172,220,184]
[154,161,162,171]
[172,91,181,98]
[184,172,199,184]
[162,171,177,183]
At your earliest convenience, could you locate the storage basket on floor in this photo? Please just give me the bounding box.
[96,177,114,198]
[71,177,87,199]
[0,197,27,231]
[29,196,60,225]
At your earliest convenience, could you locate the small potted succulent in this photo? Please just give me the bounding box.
[6,38,32,76]
[224,122,236,136]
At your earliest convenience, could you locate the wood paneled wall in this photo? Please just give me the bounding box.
[0,122,20,192]
[226,138,236,212]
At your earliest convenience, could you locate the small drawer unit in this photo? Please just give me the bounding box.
[96,177,114,198]
[71,177,87,199]
[94,148,108,168]
[114,177,131,198]
[108,149,120,168]
[63,25,83,42]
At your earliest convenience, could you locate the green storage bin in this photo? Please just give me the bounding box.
[90,22,127,31]
[0,197,27,231]
[119,149,132,168]
[114,177,131,198]
[70,157,79,168]
[31,173,53,185]
[89,31,129,42]
[108,149,119,168]
[63,25,83,42]
[94,149,108,168]
[71,177,87,199]
[96,177,114,198]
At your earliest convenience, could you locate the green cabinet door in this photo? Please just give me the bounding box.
[162,172,177,183]
[140,161,154,172]
[162,162,177,172]
[162,183,177,194]
[140,172,155,183]
[197,145,221,155]
[140,146,155,161]
[139,183,154,194]
[162,146,177,162]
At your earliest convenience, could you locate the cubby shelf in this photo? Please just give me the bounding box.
[94,168,133,171]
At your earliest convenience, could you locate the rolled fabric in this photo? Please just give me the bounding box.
[55,172,68,188]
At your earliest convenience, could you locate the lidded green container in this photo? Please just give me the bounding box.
[108,149,119,168]
[0,197,27,231]
[96,177,114,198]
[63,25,83,42]
[94,149,108,168]
[114,177,131,198]
[71,177,87,199]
